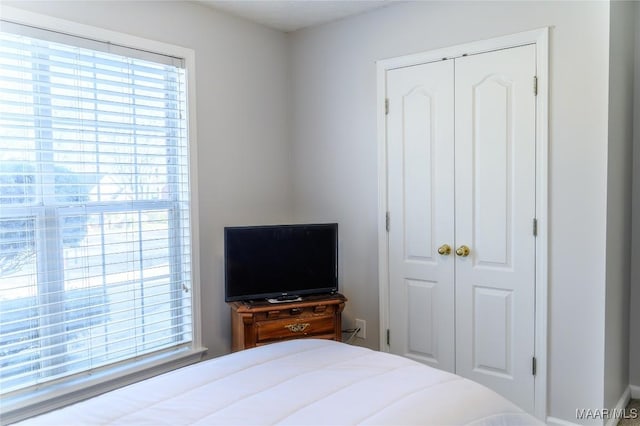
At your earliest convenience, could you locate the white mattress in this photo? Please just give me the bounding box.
[22,339,543,425]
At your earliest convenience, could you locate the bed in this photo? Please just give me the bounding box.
[21,339,542,425]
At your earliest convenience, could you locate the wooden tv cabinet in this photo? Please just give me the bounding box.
[229,293,347,351]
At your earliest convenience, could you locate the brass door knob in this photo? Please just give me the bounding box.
[437,244,452,255]
[455,245,470,257]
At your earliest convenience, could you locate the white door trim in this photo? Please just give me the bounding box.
[376,28,549,421]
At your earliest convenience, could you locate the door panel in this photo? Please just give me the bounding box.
[387,60,455,371]
[403,89,435,261]
[473,77,512,267]
[406,279,437,357]
[473,286,512,375]
[454,44,536,412]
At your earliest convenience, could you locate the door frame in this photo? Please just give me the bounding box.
[376,28,549,420]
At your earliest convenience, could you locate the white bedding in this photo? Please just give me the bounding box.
[21,339,542,425]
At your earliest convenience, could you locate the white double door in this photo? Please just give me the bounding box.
[386,45,536,412]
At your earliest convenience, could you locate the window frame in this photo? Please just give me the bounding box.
[0,6,204,423]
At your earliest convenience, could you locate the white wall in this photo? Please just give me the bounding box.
[631,1,640,390]
[289,1,612,423]
[604,0,636,410]
[2,0,293,357]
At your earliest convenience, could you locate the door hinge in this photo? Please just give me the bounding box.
[532,356,537,376]
[386,329,390,346]
[533,76,538,96]
[385,98,389,115]
[533,218,538,237]
[385,211,390,232]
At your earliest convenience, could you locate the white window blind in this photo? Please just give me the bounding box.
[0,24,193,395]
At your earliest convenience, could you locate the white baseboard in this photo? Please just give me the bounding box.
[605,387,632,426]
[547,417,581,426]
[631,385,640,399]
[548,386,635,426]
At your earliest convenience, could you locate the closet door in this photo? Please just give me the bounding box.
[454,44,536,412]
[386,60,455,372]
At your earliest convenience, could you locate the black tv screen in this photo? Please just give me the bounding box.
[224,223,338,302]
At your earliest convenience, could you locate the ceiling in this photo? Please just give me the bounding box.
[196,1,392,32]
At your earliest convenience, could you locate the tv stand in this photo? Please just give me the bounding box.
[229,293,347,351]
[266,295,303,303]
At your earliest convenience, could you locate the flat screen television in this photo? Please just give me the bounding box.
[224,223,338,302]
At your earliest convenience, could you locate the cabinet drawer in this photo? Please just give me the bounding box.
[256,315,335,342]
[253,304,336,321]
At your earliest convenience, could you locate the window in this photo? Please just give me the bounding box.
[0,21,197,399]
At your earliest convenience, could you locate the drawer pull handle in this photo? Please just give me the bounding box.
[285,323,310,333]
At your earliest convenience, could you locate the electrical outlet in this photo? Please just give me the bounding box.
[355,319,366,339]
